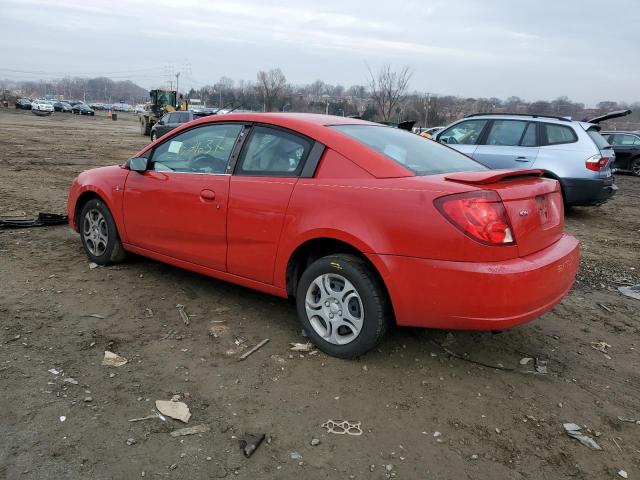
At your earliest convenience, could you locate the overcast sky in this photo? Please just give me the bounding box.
[2,0,638,105]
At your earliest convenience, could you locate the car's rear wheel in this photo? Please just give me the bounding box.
[296,254,390,359]
[79,199,126,265]
[632,158,640,177]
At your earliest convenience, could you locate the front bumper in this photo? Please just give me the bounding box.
[562,177,617,206]
[368,234,580,330]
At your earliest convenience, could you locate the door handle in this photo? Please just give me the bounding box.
[200,189,216,200]
[515,157,529,162]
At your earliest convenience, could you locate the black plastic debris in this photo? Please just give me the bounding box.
[239,433,265,458]
[0,213,68,229]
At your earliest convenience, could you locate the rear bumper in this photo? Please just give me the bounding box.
[369,234,580,330]
[562,177,617,206]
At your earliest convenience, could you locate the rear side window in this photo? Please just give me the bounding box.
[611,134,640,146]
[586,128,610,149]
[543,124,577,145]
[438,120,487,145]
[485,120,534,147]
[331,125,487,176]
[237,126,311,176]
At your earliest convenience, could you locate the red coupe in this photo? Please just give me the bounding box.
[68,113,579,358]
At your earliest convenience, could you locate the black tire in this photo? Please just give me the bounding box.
[79,199,126,265]
[632,158,640,177]
[295,254,390,359]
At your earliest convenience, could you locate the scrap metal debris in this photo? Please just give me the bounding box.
[591,341,611,354]
[617,416,640,425]
[176,304,190,325]
[563,423,602,450]
[0,212,68,229]
[618,284,640,301]
[239,433,265,458]
[128,412,165,423]
[170,424,210,437]
[155,400,191,423]
[321,419,363,436]
[239,338,270,360]
[535,358,548,374]
[102,351,128,367]
[289,342,313,352]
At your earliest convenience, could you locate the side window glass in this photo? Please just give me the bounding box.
[150,123,243,174]
[620,134,639,146]
[520,123,537,147]
[160,113,170,124]
[485,120,528,146]
[237,126,310,176]
[178,112,190,123]
[439,120,487,145]
[634,136,640,146]
[545,124,577,145]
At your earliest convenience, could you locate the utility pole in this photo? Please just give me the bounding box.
[176,72,180,107]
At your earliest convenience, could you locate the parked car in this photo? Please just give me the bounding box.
[434,113,617,207]
[72,104,95,116]
[90,103,105,110]
[68,113,579,358]
[150,111,208,141]
[419,126,444,139]
[53,101,72,112]
[68,100,84,106]
[15,98,33,110]
[134,104,145,114]
[31,99,54,113]
[601,131,640,176]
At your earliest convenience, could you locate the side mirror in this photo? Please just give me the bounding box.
[129,157,149,172]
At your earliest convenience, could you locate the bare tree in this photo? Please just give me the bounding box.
[256,68,287,112]
[367,64,412,122]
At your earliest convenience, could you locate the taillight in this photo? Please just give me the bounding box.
[435,190,515,246]
[585,154,609,172]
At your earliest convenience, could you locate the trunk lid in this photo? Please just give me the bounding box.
[445,170,564,257]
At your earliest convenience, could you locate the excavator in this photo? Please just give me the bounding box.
[139,89,178,136]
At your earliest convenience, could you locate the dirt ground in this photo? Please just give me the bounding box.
[0,108,639,480]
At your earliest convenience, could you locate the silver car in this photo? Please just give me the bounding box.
[435,113,617,206]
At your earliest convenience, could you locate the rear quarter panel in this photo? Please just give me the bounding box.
[272,150,523,290]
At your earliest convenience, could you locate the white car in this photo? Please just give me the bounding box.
[32,100,54,112]
[134,104,145,113]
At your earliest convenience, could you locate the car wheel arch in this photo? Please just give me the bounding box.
[284,237,393,318]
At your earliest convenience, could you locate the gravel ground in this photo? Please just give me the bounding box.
[0,108,639,480]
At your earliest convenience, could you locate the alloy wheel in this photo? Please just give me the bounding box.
[83,209,108,256]
[305,273,364,345]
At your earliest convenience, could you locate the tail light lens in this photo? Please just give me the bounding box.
[585,154,609,172]
[435,190,515,246]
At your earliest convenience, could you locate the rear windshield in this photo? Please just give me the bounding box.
[331,125,486,175]
[587,128,610,150]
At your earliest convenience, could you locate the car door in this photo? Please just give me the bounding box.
[436,119,487,158]
[123,123,244,271]
[227,125,312,284]
[473,120,539,169]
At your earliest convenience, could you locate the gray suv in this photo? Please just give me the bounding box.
[434,113,617,206]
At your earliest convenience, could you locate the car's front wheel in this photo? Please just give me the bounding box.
[79,199,126,265]
[632,158,640,177]
[296,254,390,359]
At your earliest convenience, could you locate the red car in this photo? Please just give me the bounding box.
[68,113,579,358]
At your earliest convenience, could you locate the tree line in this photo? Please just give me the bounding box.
[4,65,639,128]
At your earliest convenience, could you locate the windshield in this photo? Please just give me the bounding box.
[587,128,611,150]
[331,125,486,175]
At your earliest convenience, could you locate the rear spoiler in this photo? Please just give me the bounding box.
[445,169,544,185]
[585,109,631,124]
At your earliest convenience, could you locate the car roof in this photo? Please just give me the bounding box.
[455,113,599,131]
[136,113,411,178]
[601,130,640,134]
